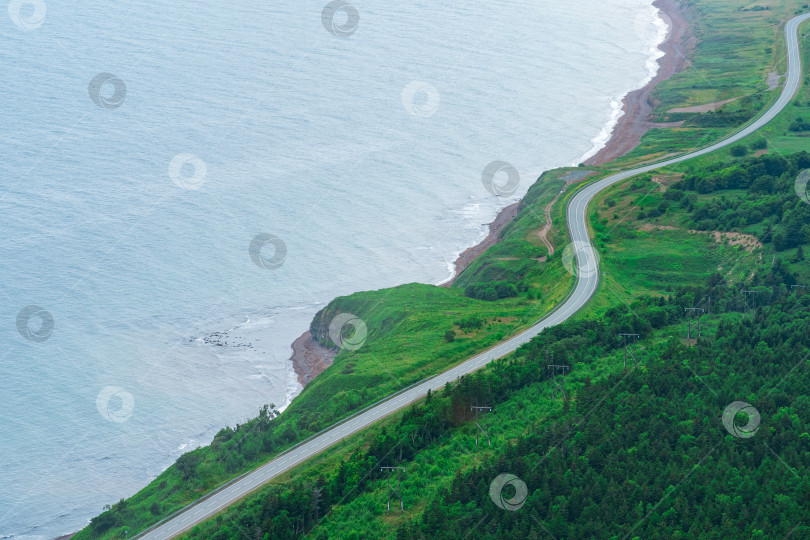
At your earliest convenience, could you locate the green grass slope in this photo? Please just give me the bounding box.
[179,269,810,539]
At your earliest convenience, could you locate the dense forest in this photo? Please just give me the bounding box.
[399,281,810,539]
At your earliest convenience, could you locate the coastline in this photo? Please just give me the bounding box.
[290,0,691,387]
[585,0,692,166]
[439,201,521,287]
[441,0,691,280]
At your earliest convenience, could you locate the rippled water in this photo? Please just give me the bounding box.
[0,0,665,536]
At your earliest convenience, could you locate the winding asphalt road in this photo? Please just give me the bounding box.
[138,12,809,539]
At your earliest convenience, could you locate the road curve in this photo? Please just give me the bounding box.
[138,13,809,539]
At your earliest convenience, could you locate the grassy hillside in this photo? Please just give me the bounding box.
[74,165,582,540]
[581,150,810,317]
[75,1,810,538]
[179,269,810,539]
[609,0,807,168]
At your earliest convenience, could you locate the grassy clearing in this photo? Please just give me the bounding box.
[580,173,765,317]
[605,0,805,170]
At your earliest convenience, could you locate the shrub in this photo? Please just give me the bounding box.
[495,282,518,299]
[750,138,767,150]
[464,281,518,301]
[455,314,483,331]
[789,117,810,132]
[176,451,202,481]
[730,145,748,157]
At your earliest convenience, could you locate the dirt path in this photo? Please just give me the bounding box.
[537,190,562,255]
[668,96,741,113]
[537,171,594,255]
[767,69,782,90]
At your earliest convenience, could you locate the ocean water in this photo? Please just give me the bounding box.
[0,0,666,537]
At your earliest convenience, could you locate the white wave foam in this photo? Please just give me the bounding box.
[435,197,501,286]
[575,96,626,165]
[177,439,197,452]
[283,358,303,413]
[573,2,670,166]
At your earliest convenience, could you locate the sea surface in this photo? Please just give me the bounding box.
[0,0,666,537]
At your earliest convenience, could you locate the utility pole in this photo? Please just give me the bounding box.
[546,365,570,401]
[380,467,405,511]
[619,334,640,368]
[791,284,806,295]
[470,406,492,446]
[685,308,704,340]
[742,290,759,316]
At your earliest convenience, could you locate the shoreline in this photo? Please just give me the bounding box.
[442,0,691,280]
[290,0,691,387]
[439,201,521,287]
[585,0,692,166]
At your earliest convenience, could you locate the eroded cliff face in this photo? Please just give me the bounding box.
[309,304,339,350]
[290,330,336,386]
[291,302,353,387]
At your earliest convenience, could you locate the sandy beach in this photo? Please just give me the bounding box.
[290,0,692,387]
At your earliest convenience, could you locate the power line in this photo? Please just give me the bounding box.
[380,467,405,511]
[546,364,570,401]
[685,308,704,340]
[470,406,492,446]
[618,334,640,368]
[742,290,759,316]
